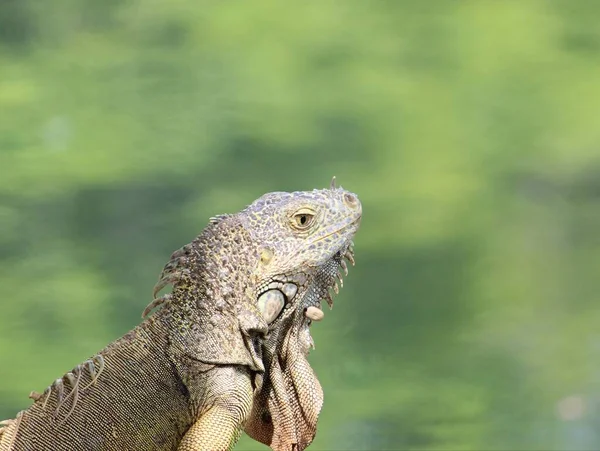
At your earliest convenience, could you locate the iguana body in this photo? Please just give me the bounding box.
[0,179,362,451]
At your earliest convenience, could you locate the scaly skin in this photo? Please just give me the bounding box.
[0,178,362,451]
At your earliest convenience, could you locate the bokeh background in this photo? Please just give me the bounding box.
[1,1,599,450]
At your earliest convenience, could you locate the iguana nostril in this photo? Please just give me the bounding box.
[343,193,359,209]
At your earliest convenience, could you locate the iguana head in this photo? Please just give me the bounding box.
[241,178,362,451]
[241,177,361,324]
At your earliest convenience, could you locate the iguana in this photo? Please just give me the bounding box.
[0,178,362,451]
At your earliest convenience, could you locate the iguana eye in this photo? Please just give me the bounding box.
[291,208,316,230]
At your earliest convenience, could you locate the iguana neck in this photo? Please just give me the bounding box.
[160,217,268,372]
[171,216,259,311]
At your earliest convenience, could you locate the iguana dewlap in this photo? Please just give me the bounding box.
[0,179,361,451]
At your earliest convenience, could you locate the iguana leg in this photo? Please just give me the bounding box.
[178,365,254,451]
[178,405,245,451]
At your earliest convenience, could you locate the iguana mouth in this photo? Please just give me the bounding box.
[311,213,361,248]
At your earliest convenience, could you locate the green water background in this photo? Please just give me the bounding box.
[1,1,599,449]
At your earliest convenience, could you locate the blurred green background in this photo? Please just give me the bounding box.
[1,1,599,450]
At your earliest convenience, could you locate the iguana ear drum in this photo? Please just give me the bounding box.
[257,289,285,324]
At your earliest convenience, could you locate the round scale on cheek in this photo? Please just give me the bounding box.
[257,289,285,324]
